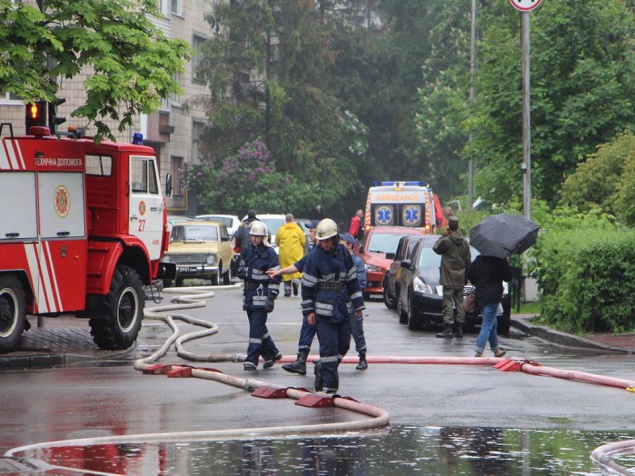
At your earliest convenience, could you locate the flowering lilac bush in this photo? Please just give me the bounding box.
[188,139,306,214]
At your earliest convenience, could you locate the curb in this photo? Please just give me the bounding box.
[511,315,630,354]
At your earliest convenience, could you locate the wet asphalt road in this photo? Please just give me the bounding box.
[1,284,634,458]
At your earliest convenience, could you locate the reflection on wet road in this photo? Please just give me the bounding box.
[12,426,635,475]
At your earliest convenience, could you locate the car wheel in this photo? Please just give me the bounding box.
[383,285,397,310]
[497,312,511,336]
[90,265,143,350]
[211,273,219,286]
[175,276,184,287]
[397,297,407,324]
[0,276,27,353]
[222,262,232,285]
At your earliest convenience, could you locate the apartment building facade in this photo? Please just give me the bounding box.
[0,0,217,214]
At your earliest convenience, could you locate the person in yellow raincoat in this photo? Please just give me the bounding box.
[275,214,306,296]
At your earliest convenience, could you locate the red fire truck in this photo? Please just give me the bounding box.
[0,124,175,353]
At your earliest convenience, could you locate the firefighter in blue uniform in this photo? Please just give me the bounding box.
[301,218,365,393]
[237,221,282,370]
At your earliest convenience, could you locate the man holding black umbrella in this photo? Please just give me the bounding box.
[433,216,471,339]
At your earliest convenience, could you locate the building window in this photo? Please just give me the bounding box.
[172,156,184,196]
[192,34,207,84]
[158,0,169,16]
[171,0,182,16]
[192,121,205,164]
[160,72,181,110]
[0,92,22,104]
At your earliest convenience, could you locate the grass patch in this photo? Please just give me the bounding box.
[514,301,541,316]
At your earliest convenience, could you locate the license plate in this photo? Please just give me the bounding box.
[178,266,197,273]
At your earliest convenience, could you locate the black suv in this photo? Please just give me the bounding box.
[383,235,511,335]
[382,235,428,310]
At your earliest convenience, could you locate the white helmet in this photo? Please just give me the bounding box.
[315,218,338,241]
[249,221,270,247]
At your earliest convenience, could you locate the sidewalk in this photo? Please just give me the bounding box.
[512,314,635,354]
[0,315,134,370]
[0,313,632,371]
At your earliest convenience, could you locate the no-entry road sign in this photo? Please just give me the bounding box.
[510,0,542,12]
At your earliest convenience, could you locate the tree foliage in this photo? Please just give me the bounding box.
[466,0,635,206]
[196,0,367,216]
[560,131,635,226]
[413,0,472,200]
[0,0,191,139]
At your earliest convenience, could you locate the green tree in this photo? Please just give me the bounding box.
[0,0,191,139]
[560,131,635,225]
[468,0,635,206]
[413,0,472,201]
[197,0,367,216]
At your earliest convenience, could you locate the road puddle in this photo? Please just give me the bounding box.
[14,426,635,475]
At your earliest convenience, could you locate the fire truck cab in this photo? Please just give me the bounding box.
[0,125,175,353]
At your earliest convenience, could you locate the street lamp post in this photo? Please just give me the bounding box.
[468,0,477,208]
[521,12,531,219]
[509,0,542,219]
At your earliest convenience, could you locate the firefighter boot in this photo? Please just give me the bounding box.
[282,349,309,375]
[454,324,464,339]
[436,326,454,338]
[356,353,368,370]
[314,360,323,392]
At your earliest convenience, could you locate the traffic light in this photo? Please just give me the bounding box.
[25,100,47,131]
[48,97,66,133]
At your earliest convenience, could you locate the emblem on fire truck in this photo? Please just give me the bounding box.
[54,185,70,218]
[139,200,146,216]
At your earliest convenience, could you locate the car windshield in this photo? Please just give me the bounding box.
[181,226,219,242]
[204,216,232,228]
[260,218,284,235]
[417,243,480,268]
[418,247,442,268]
[367,233,405,254]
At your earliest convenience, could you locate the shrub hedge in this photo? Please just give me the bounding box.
[531,220,635,334]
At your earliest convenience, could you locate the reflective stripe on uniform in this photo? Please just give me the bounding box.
[350,290,363,300]
[321,355,339,363]
[315,302,334,315]
[250,269,269,281]
[249,337,262,344]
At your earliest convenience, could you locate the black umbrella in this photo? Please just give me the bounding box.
[469,213,539,259]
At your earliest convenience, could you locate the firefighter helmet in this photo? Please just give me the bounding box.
[315,218,338,241]
[249,220,270,247]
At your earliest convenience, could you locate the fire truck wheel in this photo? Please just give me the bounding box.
[0,276,26,353]
[222,262,232,285]
[90,265,144,350]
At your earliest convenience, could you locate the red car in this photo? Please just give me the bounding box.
[359,226,423,298]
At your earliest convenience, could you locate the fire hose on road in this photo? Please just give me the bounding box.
[5,286,635,475]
